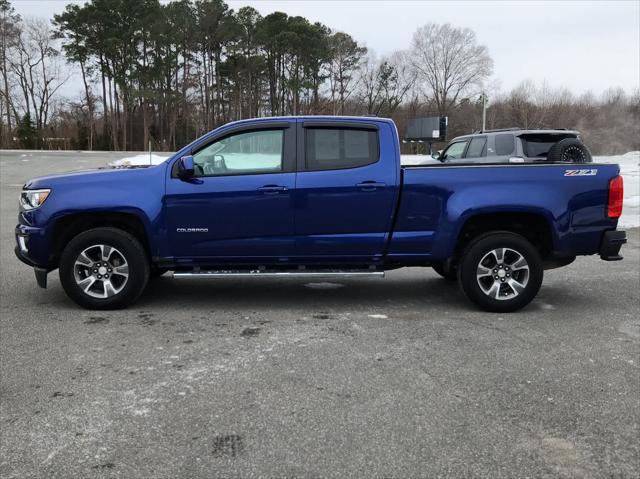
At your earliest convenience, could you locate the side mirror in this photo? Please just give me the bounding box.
[177,155,195,179]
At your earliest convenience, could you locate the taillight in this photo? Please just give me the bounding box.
[607,175,623,218]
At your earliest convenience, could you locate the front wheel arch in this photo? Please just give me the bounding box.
[51,211,152,268]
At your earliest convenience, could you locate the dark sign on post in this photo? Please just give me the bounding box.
[404,117,448,142]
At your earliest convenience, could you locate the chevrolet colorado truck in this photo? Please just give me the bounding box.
[15,116,626,312]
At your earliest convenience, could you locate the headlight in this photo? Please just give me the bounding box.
[20,189,51,210]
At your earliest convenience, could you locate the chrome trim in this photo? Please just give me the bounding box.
[173,271,385,278]
[17,235,28,253]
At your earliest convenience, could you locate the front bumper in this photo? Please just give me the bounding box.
[600,230,626,261]
[15,224,51,288]
[14,246,49,288]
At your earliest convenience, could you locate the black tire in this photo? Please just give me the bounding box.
[457,232,543,313]
[432,263,457,281]
[547,138,592,163]
[150,267,169,278]
[59,227,149,310]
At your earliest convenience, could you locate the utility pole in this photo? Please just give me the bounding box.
[481,91,488,132]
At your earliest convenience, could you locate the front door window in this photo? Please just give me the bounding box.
[193,129,284,176]
[441,141,468,161]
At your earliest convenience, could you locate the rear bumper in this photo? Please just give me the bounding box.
[600,230,626,261]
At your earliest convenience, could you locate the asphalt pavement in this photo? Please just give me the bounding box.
[0,150,638,478]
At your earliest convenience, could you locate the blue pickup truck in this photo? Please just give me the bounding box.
[15,116,626,312]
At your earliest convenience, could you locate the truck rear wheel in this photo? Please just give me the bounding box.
[59,227,149,310]
[457,232,543,312]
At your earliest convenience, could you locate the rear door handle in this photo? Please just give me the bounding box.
[356,181,386,191]
[257,185,288,195]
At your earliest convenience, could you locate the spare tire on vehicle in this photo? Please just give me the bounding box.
[547,138,592,163]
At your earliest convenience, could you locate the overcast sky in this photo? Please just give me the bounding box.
[11,0,640,98]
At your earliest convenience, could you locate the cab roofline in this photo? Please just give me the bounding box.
[219,115,394,128]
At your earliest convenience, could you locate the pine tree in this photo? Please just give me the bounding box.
[17,113,36,149]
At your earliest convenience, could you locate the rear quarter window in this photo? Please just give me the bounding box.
[494,134,515,156]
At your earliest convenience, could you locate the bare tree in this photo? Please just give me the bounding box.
[410,23,493,116]
[9,17,68,145]
[359,50,416,116]
[0,0,20,143]
[359,51,382,114]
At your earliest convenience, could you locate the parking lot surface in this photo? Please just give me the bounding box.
[1,151,638,478]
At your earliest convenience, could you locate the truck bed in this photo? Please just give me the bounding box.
[388,162,621,262]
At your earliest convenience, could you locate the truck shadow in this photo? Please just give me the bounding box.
[136,273,464,311]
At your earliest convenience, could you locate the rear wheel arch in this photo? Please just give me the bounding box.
[452,212,555,261]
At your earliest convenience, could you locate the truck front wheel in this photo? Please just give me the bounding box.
[59,227,150,310]
[457,232,543,312]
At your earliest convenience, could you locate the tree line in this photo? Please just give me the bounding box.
[0,0,638,154]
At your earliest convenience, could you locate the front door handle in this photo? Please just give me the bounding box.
[356,181,386,191]
[257,185,288,195]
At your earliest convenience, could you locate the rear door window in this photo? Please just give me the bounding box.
[465,137,487,158]
[305,128,379,170]
[494,134,515,156]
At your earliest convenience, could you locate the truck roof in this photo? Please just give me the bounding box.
[220,115,395,128]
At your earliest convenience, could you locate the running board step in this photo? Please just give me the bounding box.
[173,269,384,278]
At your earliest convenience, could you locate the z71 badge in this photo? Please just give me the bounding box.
[564,169,598,177]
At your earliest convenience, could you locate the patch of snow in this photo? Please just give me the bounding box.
[218,152,281,170]
[594,151,639,229]
[401,154,437,166]
[108,153,172,167]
